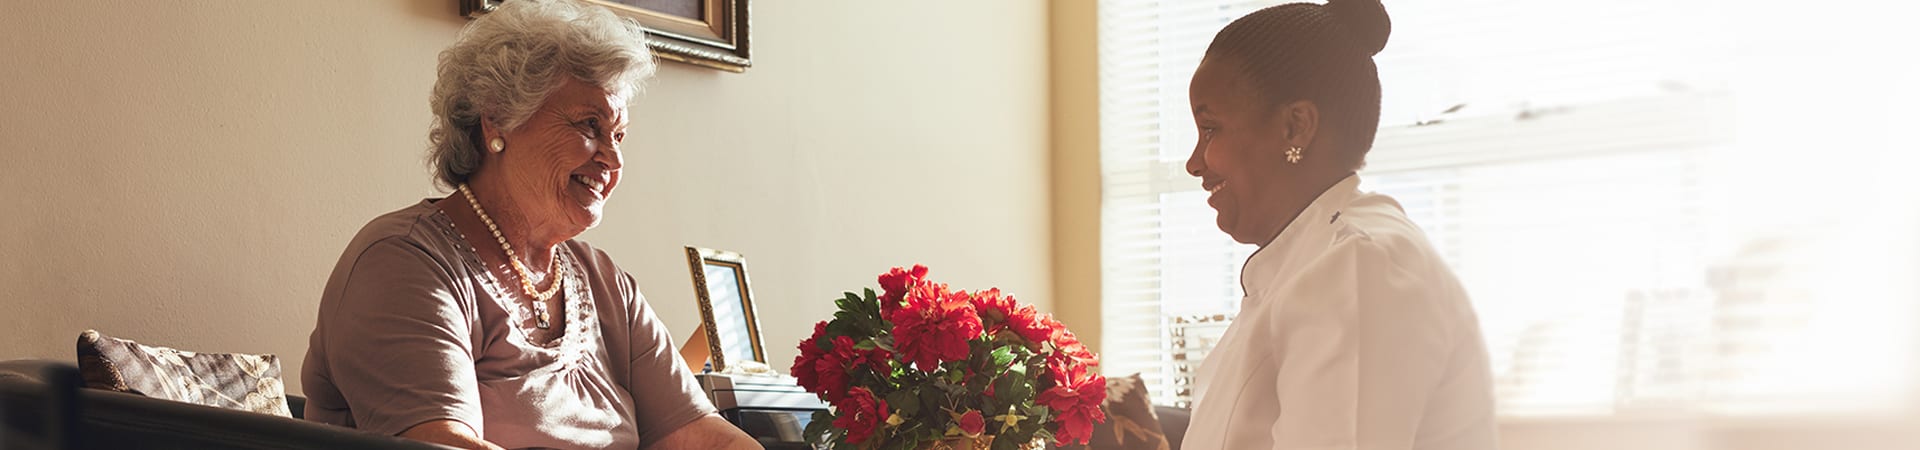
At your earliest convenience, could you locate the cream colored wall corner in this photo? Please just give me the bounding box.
[1047,0,1103,356]
[0,0,1050,392]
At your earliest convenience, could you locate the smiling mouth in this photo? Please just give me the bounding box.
[1204,179,1224,194]
[571,175,607,197]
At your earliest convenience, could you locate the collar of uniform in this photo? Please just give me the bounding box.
[1239,173,1364,297]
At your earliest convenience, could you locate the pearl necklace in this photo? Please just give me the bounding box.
[458,183,564,329]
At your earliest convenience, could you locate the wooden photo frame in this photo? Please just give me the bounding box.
[684,246,766,373]
[462,0,752,72]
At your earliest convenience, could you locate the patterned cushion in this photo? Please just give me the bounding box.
[1063,373,1168,450]
[75,330,291,417]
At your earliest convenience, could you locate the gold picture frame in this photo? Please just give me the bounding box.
[462,0,752,72]
[683,246,766,373]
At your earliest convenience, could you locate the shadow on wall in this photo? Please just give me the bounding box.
[404,0,475,27]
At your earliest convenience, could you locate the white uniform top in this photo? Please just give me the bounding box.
[1181,175,1499,450]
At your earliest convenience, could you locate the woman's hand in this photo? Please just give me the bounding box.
[400,419,507,450]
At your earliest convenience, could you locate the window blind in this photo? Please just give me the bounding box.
[1097,0,1276,407]
[1096,0,1917,417]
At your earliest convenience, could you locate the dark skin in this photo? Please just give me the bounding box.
[1185,55,1356,246]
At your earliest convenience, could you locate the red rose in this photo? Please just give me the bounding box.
[1003,305,1055,349]
[792,321,829,393]
[1038,361,1107,411]
[1040,359,1108,446]
[1051,399,1106,446]
[807,335,894,403]
[888,281,984,371]
[957,409,986,437]
[878,265,929,316]
[970,288,1019,326]
[832,387,889,445]
[1041,315,1067,337]
[1050,329,1100,367]
[857,345,893,373]
[834,335,894,373]
[812,357,852,402]
[822,336,863,402]
[803,265,1111,448]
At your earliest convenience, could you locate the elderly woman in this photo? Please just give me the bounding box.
[1179,1,1497,449]
[300,1,758,449]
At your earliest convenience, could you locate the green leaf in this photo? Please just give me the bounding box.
[1035,411,1054,432]
[854,339,878,351]
[992,375,1019,404]
[1021,403,1050,417]
[887,390,921,416]
[919,388,945,420]
[990,345,1015,368]
[1032,428,1055,445]
[966,368,993,393]
[825,319,859,339]
[865,287,879,301]
[804,410,833,443]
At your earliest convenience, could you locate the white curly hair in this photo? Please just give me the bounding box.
[426,0,656,189]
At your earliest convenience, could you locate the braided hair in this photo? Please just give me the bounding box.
[1205,0,1391,169]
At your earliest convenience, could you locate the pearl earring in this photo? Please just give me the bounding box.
[1285,146,1304,164]
[489,138,505,153]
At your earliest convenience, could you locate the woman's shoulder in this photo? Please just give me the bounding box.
[1326,192,1432,254]
[352,199,441,237]
[1258,192,1471,330]
[1274,191,1452,292]
[1315,191,1472,304]
[334,200,466,268]
[317,201,482,319]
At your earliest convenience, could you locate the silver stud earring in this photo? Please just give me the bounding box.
[1286,146,1304,164]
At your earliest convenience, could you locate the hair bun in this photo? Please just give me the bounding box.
[1324,0,1391,56]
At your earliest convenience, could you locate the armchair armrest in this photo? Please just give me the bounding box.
[3,359,452,450]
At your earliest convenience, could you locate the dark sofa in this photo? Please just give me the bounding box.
[0,359,452,450]
[1155,405,1189,450]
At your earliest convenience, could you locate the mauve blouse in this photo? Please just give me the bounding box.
[302,200,715,450]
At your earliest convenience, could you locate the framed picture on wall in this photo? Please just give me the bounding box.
[683,246,766,373]
[461,0,752,72]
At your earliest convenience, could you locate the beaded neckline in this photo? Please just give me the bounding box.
[427,202,596,354]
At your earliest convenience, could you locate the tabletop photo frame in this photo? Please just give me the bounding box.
[683,246,766,373]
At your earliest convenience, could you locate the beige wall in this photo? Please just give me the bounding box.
[0,0,1051,392]
[1046,0,1102,353]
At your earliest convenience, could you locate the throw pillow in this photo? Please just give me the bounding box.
[1063,373,1168,450]
[75,330,291,417]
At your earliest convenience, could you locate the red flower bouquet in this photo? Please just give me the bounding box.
[795,265,1106,450]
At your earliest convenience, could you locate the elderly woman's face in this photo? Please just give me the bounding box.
[494,77,628,232]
